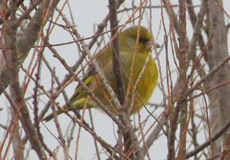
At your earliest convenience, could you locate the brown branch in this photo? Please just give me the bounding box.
[0,0,25,24]
[186,0,207,69]
[13,0,42,28]
[109,0,125,107]
[179,54,230,104]
[69,111,130,160]
[4,14,47,160]
[208,0,230,158]
[141,112,167,154]
[186,118,230,158]
[0,0,60,95]
[33,22,56,159]
[175,1,188,160]
[3,2,25,159]
[186,0,206,63]
[109,0,140,159]
[0,0,61,159]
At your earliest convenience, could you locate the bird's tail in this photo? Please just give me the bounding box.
[43,106,67,122]
[43,98,88,122]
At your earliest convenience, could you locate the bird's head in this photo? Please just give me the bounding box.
[119,26,159,54]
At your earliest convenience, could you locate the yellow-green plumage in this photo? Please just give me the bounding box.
[43,26,158,121]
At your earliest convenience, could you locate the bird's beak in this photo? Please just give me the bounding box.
[146,38,160,51]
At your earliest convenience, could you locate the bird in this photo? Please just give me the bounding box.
[43,26,159,122]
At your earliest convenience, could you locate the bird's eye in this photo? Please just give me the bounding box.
[139,37,148,43]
